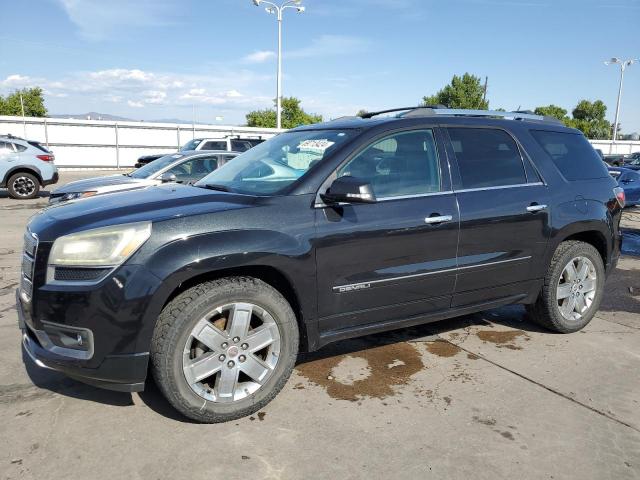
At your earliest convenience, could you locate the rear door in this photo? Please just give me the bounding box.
[0,142,19,181]
[445,127,550,307]
[315,128,459,333]
[165,155,219,184]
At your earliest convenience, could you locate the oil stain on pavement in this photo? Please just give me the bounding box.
[475,330,530,350]
[296,342,423,402]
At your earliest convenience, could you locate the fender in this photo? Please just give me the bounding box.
[544,198,616,271]
[133,228,317,353]
[2,164,43,186]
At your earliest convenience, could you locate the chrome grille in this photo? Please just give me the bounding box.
[20,230,38,302]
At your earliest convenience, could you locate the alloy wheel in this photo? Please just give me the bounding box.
[12,176,37,197]
[556,256,597,321]
[182,302,281,403]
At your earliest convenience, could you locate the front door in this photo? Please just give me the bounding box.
[315,128,459,334]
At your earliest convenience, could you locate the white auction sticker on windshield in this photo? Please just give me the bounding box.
[298,139,335,151]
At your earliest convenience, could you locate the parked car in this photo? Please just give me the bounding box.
[621,154,640,171]
[0,135,58,199]
[49,151,238,204]
[594,148,605,161]
[134,136,265,168]
[18,107,623,423]
[608,166,640,206]
[604,154,626,166]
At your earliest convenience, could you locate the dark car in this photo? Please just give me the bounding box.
[18,107,623,423]
[608,166,640,206]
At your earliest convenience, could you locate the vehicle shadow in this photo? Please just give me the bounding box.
[0,190,50,200]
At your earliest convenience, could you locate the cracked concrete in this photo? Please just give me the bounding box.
[1,172,639,480]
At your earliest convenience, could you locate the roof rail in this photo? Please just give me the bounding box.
[399,107,563,124]
[359,105,445,119]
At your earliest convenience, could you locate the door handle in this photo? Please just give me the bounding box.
[424,215,453,225]
[526,204,547,213]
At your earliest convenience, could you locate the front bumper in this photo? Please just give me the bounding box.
[17,282,150,392]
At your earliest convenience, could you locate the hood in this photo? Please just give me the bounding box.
[30,184,257,241]
[51,174,146,194]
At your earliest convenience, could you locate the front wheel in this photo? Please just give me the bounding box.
[527,241,605,333]
[151,277,299,423]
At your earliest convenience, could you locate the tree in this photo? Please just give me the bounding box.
[423,73,489,110]
[0,87,47,117]
[566,100,611,139]
[356,109,368,118]
[533,104,568,121]
[246,97,322,129]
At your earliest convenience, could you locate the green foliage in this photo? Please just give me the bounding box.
[0,87,47,117]
[533,105,568,121]
[533,100,611,139]
[246,97,322,129]
[356,109,368,118]
[423,73,489,110]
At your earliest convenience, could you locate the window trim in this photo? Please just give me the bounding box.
[443,125,546,191]
[314,126,446,207]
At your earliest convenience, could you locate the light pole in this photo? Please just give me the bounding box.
[252,0,305,129]
[604,57,637,142]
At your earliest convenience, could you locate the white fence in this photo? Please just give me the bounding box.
[1,115,638,168]
[589,140,640,156]
[0,115,281,168]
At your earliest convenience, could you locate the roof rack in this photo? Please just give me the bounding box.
[357,106,563,124]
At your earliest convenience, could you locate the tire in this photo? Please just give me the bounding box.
[151,277,299,423]
[7,172,40,200]
[527,241,605,333]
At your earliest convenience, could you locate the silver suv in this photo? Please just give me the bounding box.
[0,135,58,199]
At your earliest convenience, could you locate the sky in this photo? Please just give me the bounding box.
[0,0,638,131]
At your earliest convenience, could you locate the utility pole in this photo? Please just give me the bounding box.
[19,92,27,137]
[482,76,488,104]
[605,58,637,142]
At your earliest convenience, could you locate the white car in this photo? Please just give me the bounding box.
[49,151,238,204]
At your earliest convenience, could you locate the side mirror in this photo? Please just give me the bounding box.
[321,176,376,204]
[158,172,177,183]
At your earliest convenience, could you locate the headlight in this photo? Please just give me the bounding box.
[48,222,152,267]
[62,191,97,202]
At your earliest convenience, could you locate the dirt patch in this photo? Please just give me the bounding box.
[472,415,496,426]
[426,339,461,358]
[467,353,480,360]
[476,330,529,350]
[296,342,423,402]
[498,430,515,440]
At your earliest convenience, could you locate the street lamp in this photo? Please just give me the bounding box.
[252,0,305,129]
[604,57,637,142]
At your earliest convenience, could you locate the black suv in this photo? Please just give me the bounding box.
[18,108,624,423]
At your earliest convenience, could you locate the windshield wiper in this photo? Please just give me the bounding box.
[198,184,233,192]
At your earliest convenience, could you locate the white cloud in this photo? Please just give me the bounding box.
[56,0,180,40]
[127,100,144,108]
[243,50,276,64]
[287,35,370,59]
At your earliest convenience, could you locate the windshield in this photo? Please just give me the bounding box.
[196,129,358,195]
[181,139,203,151]
[129,153,185,179]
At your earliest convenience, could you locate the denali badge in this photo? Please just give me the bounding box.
[335,283,371,293]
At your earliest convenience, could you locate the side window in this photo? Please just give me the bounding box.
[0,142,14,154]
[166,157,218,182]
[337,129,441,198]
[448,128,527,189]
[201,141,226,151]
[529,130,609,180]
[231,140,252,152]
[14,143,27,152]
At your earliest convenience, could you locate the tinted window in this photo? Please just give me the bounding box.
[337,129,440,198]
[14,143,27,152]
[181,139,203,151]
[27,141,49,152]
[231,140,252,152]
[166,156,218,183]
[201,141,226,151]
[0,142,14,153]
[530,130,609,180]
[448,128,526,189]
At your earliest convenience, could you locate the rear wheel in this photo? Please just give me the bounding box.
[527,241,605,333]
[8,172,40,200]
[151,277,299,423]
